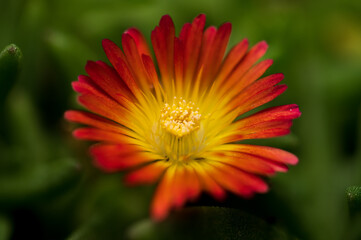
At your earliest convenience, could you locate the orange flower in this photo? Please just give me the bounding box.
[65,14,301,220]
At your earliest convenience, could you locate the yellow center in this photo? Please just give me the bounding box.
[160,97,201,138]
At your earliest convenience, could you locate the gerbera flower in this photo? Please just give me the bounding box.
[65,14,301,220]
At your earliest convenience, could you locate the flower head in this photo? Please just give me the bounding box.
[65,14,301,220]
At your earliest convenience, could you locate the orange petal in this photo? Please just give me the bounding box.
[199,23,232,89]
[218,41,268,98]
[125,161,169,185]
[203,161,268,197]
[77,94,131,126]
[232,144,298,165]
[73,128,133,143]
[225,104,301,142]
[190,161,226,200]
[215,38,249,84]
[181,14,206,83]
[207,153,276,175]
[90,143,161,172]
[229,73,287,114]
[151,166,176,221]
[65,110,124,134]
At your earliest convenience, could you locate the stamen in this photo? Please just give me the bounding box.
[160,97,202,137]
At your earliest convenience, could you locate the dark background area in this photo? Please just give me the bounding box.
[1,0,361,239]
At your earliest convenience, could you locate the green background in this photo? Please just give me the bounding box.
[1,0,361,239]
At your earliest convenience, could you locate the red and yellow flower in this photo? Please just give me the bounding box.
[65,14,301,220]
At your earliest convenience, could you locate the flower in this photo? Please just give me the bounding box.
[65,14,301,221]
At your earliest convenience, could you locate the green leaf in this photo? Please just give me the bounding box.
[0,158,79,205]
[346,186,361,215]
[126,207,295,240]
[45,30,96,79]
[0,215,11,240]
[0,44,22,105]
[67,176,150,240]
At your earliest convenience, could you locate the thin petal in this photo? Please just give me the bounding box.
[221,104,301,142]
[218,41,268,98]
[65,110,114,128]
[122,32,152,90]
[85,60,133,103]
[151,15,175,93]
[199,23,232,89]
[125,28,152,57]
[213,144,298,165]
[77,94,131,126]
[202,161,268,197]
[182,14,206,83]
[151,166,176,221]
[73,128,139,144]
[90,144,162,172]
[125,161,169,185]
[190,161,226,200]
[229,73,287,115]
[102,39,141,97]
[215,38,249,84]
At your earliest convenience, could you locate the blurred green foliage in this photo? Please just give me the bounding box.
[1,0,361,239]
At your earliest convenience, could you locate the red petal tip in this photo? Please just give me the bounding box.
[273,72,284,80]
[72,129,82,138]
[101,39,113,49]
[265,59,274,65]
[64,110,74,121]
[159,14,173,25]
[259,40,268,48]
[289,156,299,165]
[196,13,206,20]
[85,60,96,72]
[221,22,232,30]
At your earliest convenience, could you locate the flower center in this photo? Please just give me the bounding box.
[160,97,201,138]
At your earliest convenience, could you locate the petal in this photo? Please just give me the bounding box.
[184,166,202,201]
[218,41,268,98]
[181,14,206,83]
[151,15,175,92]
[72,75,109,97]
[215,38,249,84]
[170,164,202,208]
[237,59,274,91]
[141,54,163,100]
[214,144,298,165]
[65,111,127,132]
[72,128,145,147]
[202,161,269,197]
[122,32,152,90]
[125,161,169,185]
[229,73,287,115]
[207,153,276,175]
[221,104,301,142]
[190,161,226,200]
[125,28,152,57]
[199,23,232,89]
[171,165,188,207]
[151,166,176,221]
[77,94,131,126]
[90,143,162,172]
[102,39,141,97]
[174,37,185,96]
[85,60,133,102]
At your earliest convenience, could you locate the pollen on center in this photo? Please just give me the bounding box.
[160,97,202,138]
